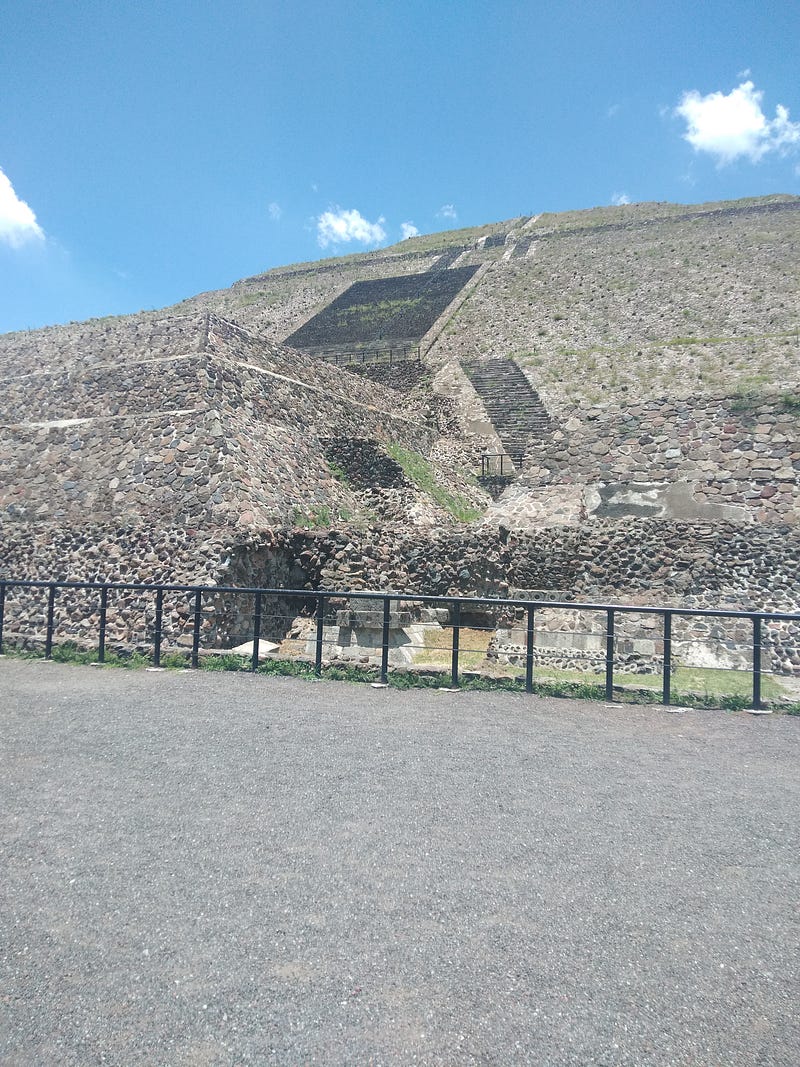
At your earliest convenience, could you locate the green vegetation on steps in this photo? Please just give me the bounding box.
[385,443,481,522]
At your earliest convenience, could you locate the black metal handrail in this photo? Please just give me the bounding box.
[2,577,798,709]
[480,453,514,478]
[320,345,421,367]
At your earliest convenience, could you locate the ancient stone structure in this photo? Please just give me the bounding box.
[1,195,799,680]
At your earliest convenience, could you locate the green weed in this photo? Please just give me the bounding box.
[202,653,248,672]
[51,641,95,666]
[326,459,350,484]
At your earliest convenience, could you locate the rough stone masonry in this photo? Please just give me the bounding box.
[1,195,799,677]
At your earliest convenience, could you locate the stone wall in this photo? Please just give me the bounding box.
[344,359,429,393]
[284,267,479,352]
[312,518,800,611]
[0,521,319,651]
[514,392,800,526]
[308,518,800,675]
[0,395,370,528]
[2,515,798,675]
[321,439,406,489]
[425,199,800,416]
[0,356,206,423]
[0,313,446,529]
[0,313,202,377]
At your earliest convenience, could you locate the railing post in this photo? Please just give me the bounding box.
[752,615,762,709]
[525,605,535,693]
[191,588,202,668]
[315,594,325,676]
[45,583,56,659]
[450,600,461,689]
[0,581,5,655]
[251,591,262,673]
[153,587,163,667]
[98,585,108,663]
[662,611,672,706]
[380,596,391,684]
[605,608,615,701]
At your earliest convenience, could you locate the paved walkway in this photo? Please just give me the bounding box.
[2,660,799,1065]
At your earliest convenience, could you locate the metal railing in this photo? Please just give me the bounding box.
[1,578,798,710]
[480,453,515,478]
[319,345,422,368]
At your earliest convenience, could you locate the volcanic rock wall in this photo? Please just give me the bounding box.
[0,521,320,650]
[0,312,440,529]
[509,391,800,527]
[309,519,800,612]
[429,197,800,413]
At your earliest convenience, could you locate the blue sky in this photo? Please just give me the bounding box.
[1,0,799,334]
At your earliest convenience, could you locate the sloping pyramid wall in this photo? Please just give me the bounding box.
[0,313,433,530]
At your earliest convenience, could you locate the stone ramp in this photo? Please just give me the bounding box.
[462,357,552,466]
[284,266,479,357]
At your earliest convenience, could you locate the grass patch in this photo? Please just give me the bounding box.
[50,641,96,666]
[385,444,481,522]
[531,663,787,701]
[202,653,250,671]
[238,290,267,307]
[290,503,354,528]
[325,458,350,485]
[671,665,785,700]
[412,626,492,670]
[6,641,800,713]
[779,391,800,412]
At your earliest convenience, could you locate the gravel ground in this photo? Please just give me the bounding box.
[1,659,799,1066]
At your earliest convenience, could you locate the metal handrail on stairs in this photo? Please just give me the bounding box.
[480,453,515,478]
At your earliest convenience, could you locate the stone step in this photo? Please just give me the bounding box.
[462,356,552,468]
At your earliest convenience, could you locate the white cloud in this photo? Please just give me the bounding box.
[268,201,282,221]
[400,222,419,240]
[437,204,457,220]
[316,207,386,248]
[606,103,621,119]
[0,167,45,248]
[611,192,630,206]
[676,80,800,164]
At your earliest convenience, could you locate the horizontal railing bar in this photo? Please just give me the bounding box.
[1,578,798,623]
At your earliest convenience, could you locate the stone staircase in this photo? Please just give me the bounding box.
[462,357,552,467]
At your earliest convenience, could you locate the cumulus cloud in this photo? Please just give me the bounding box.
[400,221,419,240]
[0,167,45,248]
[611,192,630,206]
[316,207,386,248]
[676,80,800,164]
[437,204,457,220]
[268,201,282,221]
